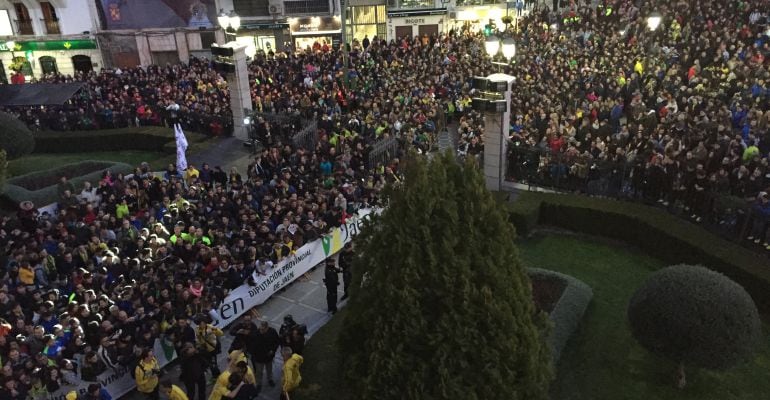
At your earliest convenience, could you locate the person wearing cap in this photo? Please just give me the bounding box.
[323,258,341,314]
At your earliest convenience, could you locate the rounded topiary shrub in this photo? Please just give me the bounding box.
[0,111,35,159]
[628,264,761,386]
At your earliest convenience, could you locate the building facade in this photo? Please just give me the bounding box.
[0,0,103,82]
[384,0,448,42]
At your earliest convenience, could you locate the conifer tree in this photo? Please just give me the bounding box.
[339,153,552,400]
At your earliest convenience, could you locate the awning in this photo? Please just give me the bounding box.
[0,82,86,106]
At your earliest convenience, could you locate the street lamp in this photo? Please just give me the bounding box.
[501,37,516,60]
[218,9,240,36]
[485,35,500,58]
[646,11,662,31]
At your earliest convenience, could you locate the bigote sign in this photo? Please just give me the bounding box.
[100,0,219,30]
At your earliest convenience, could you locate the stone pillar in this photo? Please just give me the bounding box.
[483,110,506,191]
[482,74,514,192]
[226,43,252,141]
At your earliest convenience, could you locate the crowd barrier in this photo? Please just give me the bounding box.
[506,145,758,247]
[43,208,379,400]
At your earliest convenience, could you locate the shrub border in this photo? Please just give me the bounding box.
[32,127,206,154]
[507,192,770,314]
[2,160,133,207]
[528,267,594,364]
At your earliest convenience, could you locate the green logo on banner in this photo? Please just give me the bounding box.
[321,234,332,256]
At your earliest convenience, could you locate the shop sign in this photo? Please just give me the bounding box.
[405,18,425,24]
[0,40,98,52]
[241,22,289,30]
[387,8,446,17]
[290,16,341,33]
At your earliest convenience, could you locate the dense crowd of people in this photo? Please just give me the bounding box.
[2,58,233,135]
[2,0,770,398]
[0,13,476,399]
[490,0,770,248]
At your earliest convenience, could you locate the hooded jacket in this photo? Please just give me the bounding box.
[281,354,304,393]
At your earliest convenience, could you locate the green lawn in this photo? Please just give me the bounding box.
[297,233,770,400]
[7,151,176,177]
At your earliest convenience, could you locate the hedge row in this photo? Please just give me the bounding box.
[32,127,205,153]
[528,267,594,364]
[507,192,770,313]
[2,161,133,207]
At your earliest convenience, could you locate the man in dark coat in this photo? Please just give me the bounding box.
[323,259,340,313]
[250,321,281,391]
[337,242,354,300]
[178,343,208,400]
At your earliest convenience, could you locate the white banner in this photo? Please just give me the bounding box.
[46,339,175,400]
[212,208,376,328]
[45,208,378,399]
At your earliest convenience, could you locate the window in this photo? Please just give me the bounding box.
[284,0,329,15]
[200,31,216,49]
[39,56,58,75]
[391,0,434,9]
[345,5,386,41]
[13,3,33,34]
[0,10,13,35]
[234,0,270,16]
[40,2,60,34]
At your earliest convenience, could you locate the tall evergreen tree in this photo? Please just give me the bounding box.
[339,153,552,400]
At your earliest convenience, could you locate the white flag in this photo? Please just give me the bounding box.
[175,123,189,172]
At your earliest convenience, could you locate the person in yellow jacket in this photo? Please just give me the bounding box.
[280,347,303,400]
[18,262,35,285]
[195,316,224,376]
[210,359,257,400]
[161,382,189,400]
[135,348,161,400]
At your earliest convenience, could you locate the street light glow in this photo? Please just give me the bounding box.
[229,11,241,31]
[501,38,516,60]
[647,11,662,31]
[485,35,500,57]
[217,9,229,29]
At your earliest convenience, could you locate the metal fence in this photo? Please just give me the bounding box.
[9,107,232,136]
[292,120,319,151]
[506,145,764,250]
[368,135,400,169]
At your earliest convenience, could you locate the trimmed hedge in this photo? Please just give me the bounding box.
[507,192,770,314]
[32,126,206,154]
[528,267,594,364]
[2,160,133,207]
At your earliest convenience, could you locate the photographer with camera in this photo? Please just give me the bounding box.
[135,348,161,400]
[195,315,224,379]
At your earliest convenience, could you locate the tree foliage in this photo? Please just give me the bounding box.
[628,264,761,370]
[0,111,35,159]
[338,153,552,400]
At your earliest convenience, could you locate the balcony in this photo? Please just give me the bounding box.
[15,19,33,35]
[283,0,329,15]
[43,18,61,35]
[387,0,436,10]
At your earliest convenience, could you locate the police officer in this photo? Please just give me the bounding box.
[338,242,354,300]
[323,259,340,314]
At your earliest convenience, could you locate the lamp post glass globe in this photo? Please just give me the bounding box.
[217,9,230,29]
[485,35,500,57]
[229,11,241,31]
[501,38,516,60]
[646,11,662,31]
